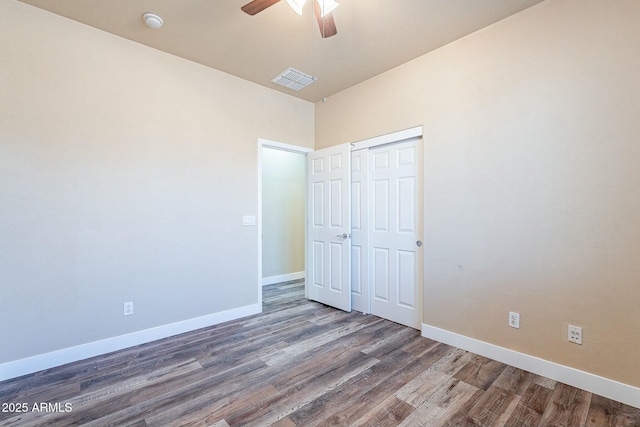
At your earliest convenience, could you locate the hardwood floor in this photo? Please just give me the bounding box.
[1,281,639,426]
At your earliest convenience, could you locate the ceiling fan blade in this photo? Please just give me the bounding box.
[313,1,338,38]
[241,0,281,15]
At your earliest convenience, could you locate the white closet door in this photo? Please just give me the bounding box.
[307,144,351,312]
[350,149,370,313]
[369,139,423,328]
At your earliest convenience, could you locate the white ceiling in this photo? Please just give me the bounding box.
[19,0,545,103]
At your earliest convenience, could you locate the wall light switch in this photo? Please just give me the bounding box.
[242,215,256,226]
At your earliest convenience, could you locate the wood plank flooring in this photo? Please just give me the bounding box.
[1,280,639,426]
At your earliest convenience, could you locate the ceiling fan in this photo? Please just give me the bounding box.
[241,0,339,38]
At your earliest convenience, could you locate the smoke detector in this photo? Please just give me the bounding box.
[143,12,164,29]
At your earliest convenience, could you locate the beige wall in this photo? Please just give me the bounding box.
[0,0,313,364]
[261,148,306,278]
[315,0,640,387]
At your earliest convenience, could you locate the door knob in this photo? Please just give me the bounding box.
[416,240,423,247]
[336,233,349,240]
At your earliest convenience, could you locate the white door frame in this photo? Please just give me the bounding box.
[257,138,313,307]
[350,126,423,151]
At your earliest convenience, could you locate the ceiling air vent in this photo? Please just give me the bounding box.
[271,67,317,91]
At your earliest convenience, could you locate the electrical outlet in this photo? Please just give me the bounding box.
[509,311,520,329]
[568,325,582,344]
[123,301,134,316]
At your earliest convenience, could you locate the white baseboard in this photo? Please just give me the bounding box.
[0,303,261,382]
[422,323,640,409]
[262,271,305,286]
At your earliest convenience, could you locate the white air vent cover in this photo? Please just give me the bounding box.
[271,67,317,91]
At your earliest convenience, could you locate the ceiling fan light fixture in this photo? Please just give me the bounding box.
[317,0,339,17]
[286,0,307,15]
[142,12,163,29]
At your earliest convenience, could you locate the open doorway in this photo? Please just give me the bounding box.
[258,139,312,306]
